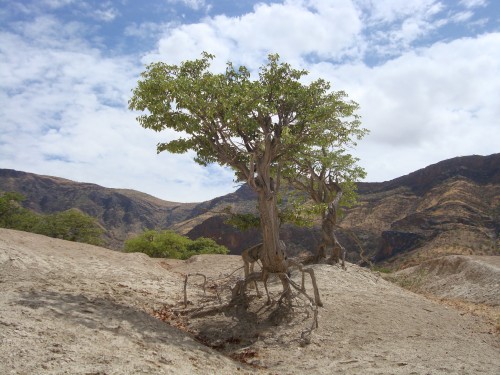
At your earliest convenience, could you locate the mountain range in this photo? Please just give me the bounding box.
[1,153,498,269]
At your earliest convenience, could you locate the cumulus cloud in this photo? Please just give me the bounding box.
[315,32,500,181]
[145,0,363,69]
[140,0,499,184]
[0,14,235,202]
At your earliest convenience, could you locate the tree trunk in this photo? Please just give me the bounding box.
[316,209,334,260]
[257,191,287,273]
[317,206,346,269]
[316,183,343,262]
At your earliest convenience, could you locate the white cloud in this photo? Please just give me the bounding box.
[41,0,77,9]
[354,0,448,57]
[355,0,442,24]
[451,10,474,23]
[459,0,488,8]
[124,22,170,39]
[313,32,500,181]
[145,0,363,68]
[0,15,236,202]
[167,0,209,11]
[93,7,119,22]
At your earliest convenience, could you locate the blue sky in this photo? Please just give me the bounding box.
[1,0,499,202]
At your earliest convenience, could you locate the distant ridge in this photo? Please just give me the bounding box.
[358,153,500,195]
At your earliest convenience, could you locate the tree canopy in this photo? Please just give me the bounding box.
[35,208,104,246]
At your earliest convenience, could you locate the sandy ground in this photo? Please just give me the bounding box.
[0,228,499,374]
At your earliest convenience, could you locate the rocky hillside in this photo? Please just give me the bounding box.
[172,153,500,268]
[1,153,499,267]
[340,153,499,268]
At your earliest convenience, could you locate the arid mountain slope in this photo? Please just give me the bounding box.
[1,153,499,266]
[0,169,198,249]
[1,228,499,374]
[339,153,499,268]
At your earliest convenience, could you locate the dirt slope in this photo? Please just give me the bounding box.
[391,255,500,305]
[1,228,499,374]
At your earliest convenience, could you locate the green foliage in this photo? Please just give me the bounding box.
[0,192,104,246]
[278,192,319,227]
[129,52,367,176]
[0,192,41,231]
[124,230,228,259]
[282,148,367,223]
[34,209,104,246]
[224,212,260,231]
[129,53,368,251]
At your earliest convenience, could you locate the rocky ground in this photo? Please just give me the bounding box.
[1,228,499,374]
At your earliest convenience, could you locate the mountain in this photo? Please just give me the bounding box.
[168,153,500,268]
[1,153,499,267]
[340,153,499,268]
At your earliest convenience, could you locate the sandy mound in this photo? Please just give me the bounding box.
[391,255,500,305]
[1,228,499,374]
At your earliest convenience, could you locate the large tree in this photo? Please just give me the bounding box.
[129,53,365,296]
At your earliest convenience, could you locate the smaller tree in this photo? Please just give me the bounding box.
[124,230,228,259]
[286,149,366,263]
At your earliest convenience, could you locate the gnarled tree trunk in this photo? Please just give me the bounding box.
[245,124,290,298]
[257,191,287,273]
[316,182,344,265]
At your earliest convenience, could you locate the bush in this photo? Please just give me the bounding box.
[0,192,41,231]
[124,230,228,259]
[0,192,104,246]
[34,209,104,246]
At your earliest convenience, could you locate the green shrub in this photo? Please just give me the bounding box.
[0,192,41,231]
[124,230,228,259]
[34,209,104,246]
[0,192,104,246]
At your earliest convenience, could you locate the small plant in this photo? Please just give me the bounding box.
[372,266,392,274]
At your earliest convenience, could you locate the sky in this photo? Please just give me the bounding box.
[1,0,499,202]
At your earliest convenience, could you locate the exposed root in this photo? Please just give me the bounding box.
[183,273,207,307]
[172,260,323,350]
[287,259,323,307]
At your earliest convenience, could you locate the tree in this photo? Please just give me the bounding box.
[0,192,104,246]
[129,53,366,298]
[124,230,228,259]
[284,149,366,263]
[34,209,104,246]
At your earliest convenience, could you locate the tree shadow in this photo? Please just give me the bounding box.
[183,292,315,358]
[16,289,207,352]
